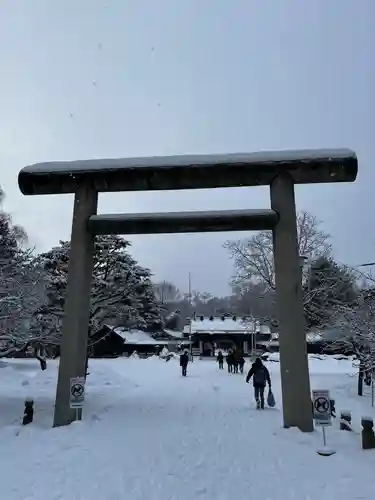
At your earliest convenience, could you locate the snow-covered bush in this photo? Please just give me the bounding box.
[159,347,169,358]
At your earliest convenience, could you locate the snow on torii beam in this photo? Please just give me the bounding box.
[17,148,358,433]
[18,148,357,195]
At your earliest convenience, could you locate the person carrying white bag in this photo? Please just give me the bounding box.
[246,357,275,409]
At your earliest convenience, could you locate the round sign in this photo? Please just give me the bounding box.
[71,383,84,398]
[314,397,329,413]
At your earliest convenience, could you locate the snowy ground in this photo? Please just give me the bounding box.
[1,355,375,500]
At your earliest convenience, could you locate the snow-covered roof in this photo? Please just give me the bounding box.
[164,329,184,339]
[111,327,188,345]
[183,317,270,335]
[112,328,156,345]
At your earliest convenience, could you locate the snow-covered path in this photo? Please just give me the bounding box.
[1,356,375,500]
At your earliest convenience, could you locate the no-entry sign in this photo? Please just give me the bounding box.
[312,389,331,427]
[70,377,85,409]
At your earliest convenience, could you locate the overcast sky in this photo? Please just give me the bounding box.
[0,0,373,296]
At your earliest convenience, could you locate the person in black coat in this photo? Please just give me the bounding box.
[232,355,239,374]
[180,350,189,376]
[246,357,271,409]
[217,350,224,369]
[238,356,245,374]
[226,351,233,373]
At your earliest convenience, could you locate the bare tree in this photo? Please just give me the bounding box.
[153,281,181,304]
[224,210,332,291]
[230,283,276,323]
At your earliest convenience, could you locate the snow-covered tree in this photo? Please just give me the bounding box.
[35,235,163,344]
[0,253,48,357]
[136,278,164,332]
[164,310,183,331]
[329,291,375,396]
[304,257,357,329]
[0,188,48,357]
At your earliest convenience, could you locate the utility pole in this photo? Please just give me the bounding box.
[188,272,193,361]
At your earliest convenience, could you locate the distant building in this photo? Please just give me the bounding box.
[90,325,189,358]
[183,315,271,356]
[90,325,126,357]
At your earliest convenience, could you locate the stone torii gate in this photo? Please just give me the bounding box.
[18,149,357,432]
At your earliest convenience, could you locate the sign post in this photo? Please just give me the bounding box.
[312,389,335,456]
[70,377,85,421]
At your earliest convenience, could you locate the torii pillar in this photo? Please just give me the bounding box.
[271,173,312,431]
[54,183,98,426]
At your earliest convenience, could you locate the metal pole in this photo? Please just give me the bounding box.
[188,272,193,362]
[372,381,374,408]
[253,320,257,358]
[322,426,327,447]
[251,317,255,361]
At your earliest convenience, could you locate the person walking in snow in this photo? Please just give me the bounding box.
[217,350,224,370]
[226,351,233,373]
[246,357,271,409]
[180,350,189,376]
[238,355,245,374]
[232,355,239,374]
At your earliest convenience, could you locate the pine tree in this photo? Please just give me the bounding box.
[35,235,163,344]
[136,278,164,332]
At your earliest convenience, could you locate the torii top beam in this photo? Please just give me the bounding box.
[18,148,357,196]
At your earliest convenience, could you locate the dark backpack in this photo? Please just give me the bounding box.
[253,366,267,385]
